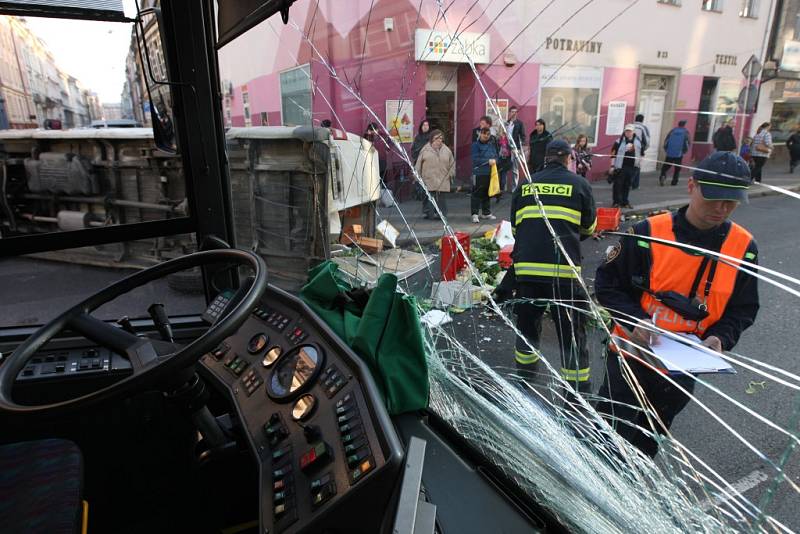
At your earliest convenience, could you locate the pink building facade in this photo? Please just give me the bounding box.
[218,0,769,186]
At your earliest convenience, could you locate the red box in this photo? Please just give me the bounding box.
[498,244,514,269]
[441,232,471,281]
[595,207,621,232]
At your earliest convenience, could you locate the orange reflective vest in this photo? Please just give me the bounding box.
[611,212,752,356]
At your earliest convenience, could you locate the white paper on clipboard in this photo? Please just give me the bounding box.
[613,333,736,375]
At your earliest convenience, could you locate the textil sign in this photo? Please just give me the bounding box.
[414,29,491,64]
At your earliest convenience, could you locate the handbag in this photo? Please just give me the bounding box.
[754,135,771,153]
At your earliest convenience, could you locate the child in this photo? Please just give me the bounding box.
[740,136,753,171]
[573,134,592,178]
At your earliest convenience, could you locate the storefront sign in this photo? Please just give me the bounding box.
[605,101,627,136]
[540,65,603,89]
[385,99,414,143]
[782,40,800,72]
[485,98,509,125]
[715,54,738,66]
[415,29,491,64]
[544,37,602,54]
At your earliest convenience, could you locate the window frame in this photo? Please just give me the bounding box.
[279,63,312,127]
[657,0,681,6]
[701,0,723,12]
[739,0,758,18]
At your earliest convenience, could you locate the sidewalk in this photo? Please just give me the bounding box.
[383,161,800,246]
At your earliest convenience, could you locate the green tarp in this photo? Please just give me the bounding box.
[300,261,429,414]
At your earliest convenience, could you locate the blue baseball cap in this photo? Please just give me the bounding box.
[692,152,752,203]
[545,139,571,157]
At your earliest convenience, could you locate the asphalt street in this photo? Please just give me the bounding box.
[0,194,798,531]
[435,193,800,531]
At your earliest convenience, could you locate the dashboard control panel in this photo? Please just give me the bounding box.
[200,285,404,534]
[15,347,132,382]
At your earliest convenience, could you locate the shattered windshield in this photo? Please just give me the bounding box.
[221,1,798,531]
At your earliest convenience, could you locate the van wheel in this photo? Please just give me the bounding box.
[166,267,204,294]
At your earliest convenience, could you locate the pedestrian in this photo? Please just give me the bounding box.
[506,105,526,191]
[364,122,386,180]
[506,139,597,391]
[786,128,800,173]
[573,134,592,178]
[751,122,773,183]
[414,129,454,220]
[631,114,650,190]
[712,118,737,152]
[411,119,431,164]
[609,124,641,209]
[740,136,753,169]
[659,119,691,186]
[528,119,552,173]
[472,115,496,143]
[595,151,758,458]
[497,131,513,184]
[471,127,499,223]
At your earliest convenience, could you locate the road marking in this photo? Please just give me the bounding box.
[700,469,770,510]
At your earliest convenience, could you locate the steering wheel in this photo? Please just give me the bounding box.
[0,249,267,418]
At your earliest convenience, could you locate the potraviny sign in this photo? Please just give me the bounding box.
[415,29,491,64]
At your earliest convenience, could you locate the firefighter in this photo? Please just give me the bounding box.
[508,139,597,391]
[594,151,759,457]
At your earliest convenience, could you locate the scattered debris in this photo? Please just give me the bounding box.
[745,381,767,394]
[420,309,453,328]
[376,220,399,248]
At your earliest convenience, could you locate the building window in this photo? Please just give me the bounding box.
[739,0,758,17]
[702,0,722,11]
[657,0,681,5]
[242,87,251,127]
[794,13,800,40]
[539,65,602,144]
[280,64,312,127]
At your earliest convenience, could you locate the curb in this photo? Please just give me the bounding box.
[395,183,800,247]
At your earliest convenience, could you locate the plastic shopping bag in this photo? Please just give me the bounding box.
[488,163,501,197]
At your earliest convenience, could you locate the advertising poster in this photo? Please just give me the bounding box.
[605,101,627,136]
[485,98,509,126]
[386,99,414,143]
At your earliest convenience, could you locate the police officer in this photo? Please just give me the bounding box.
[594,151,759,457]
[508,139,597,391]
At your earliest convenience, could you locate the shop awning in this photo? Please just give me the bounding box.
[0,0,128,22]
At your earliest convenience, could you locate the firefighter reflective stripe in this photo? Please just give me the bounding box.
[580,217,598,235]
[637,240,650,249]
[514,262,581,279]
[515,205,582,225]
[561,367,590,382]
[515,349,540,364]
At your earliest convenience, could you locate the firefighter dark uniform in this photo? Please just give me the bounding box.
[510,139,597,390]
[594,151,759,457]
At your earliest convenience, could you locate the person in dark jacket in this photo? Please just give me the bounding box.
[472,115,495,143]
[594,152,758,457]
[609,124,641,209]
[505,105,526,191]
[528,119,552,172]
[470,127,498,222]
[506,139,597,390]
[659,120,691,186]
[786,129,800,173]
[712,119,737,152]
[411,119,431,164]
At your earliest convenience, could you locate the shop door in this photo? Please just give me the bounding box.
[426,91,455,151]
[637,90,667,173]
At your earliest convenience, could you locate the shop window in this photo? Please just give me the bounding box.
[539,65,601,144]
[280,64,312,127]
[702,0,723,11]
[770,101,800,143]
[739,0,758,17]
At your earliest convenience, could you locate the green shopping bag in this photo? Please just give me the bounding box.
[300,261,429,414]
